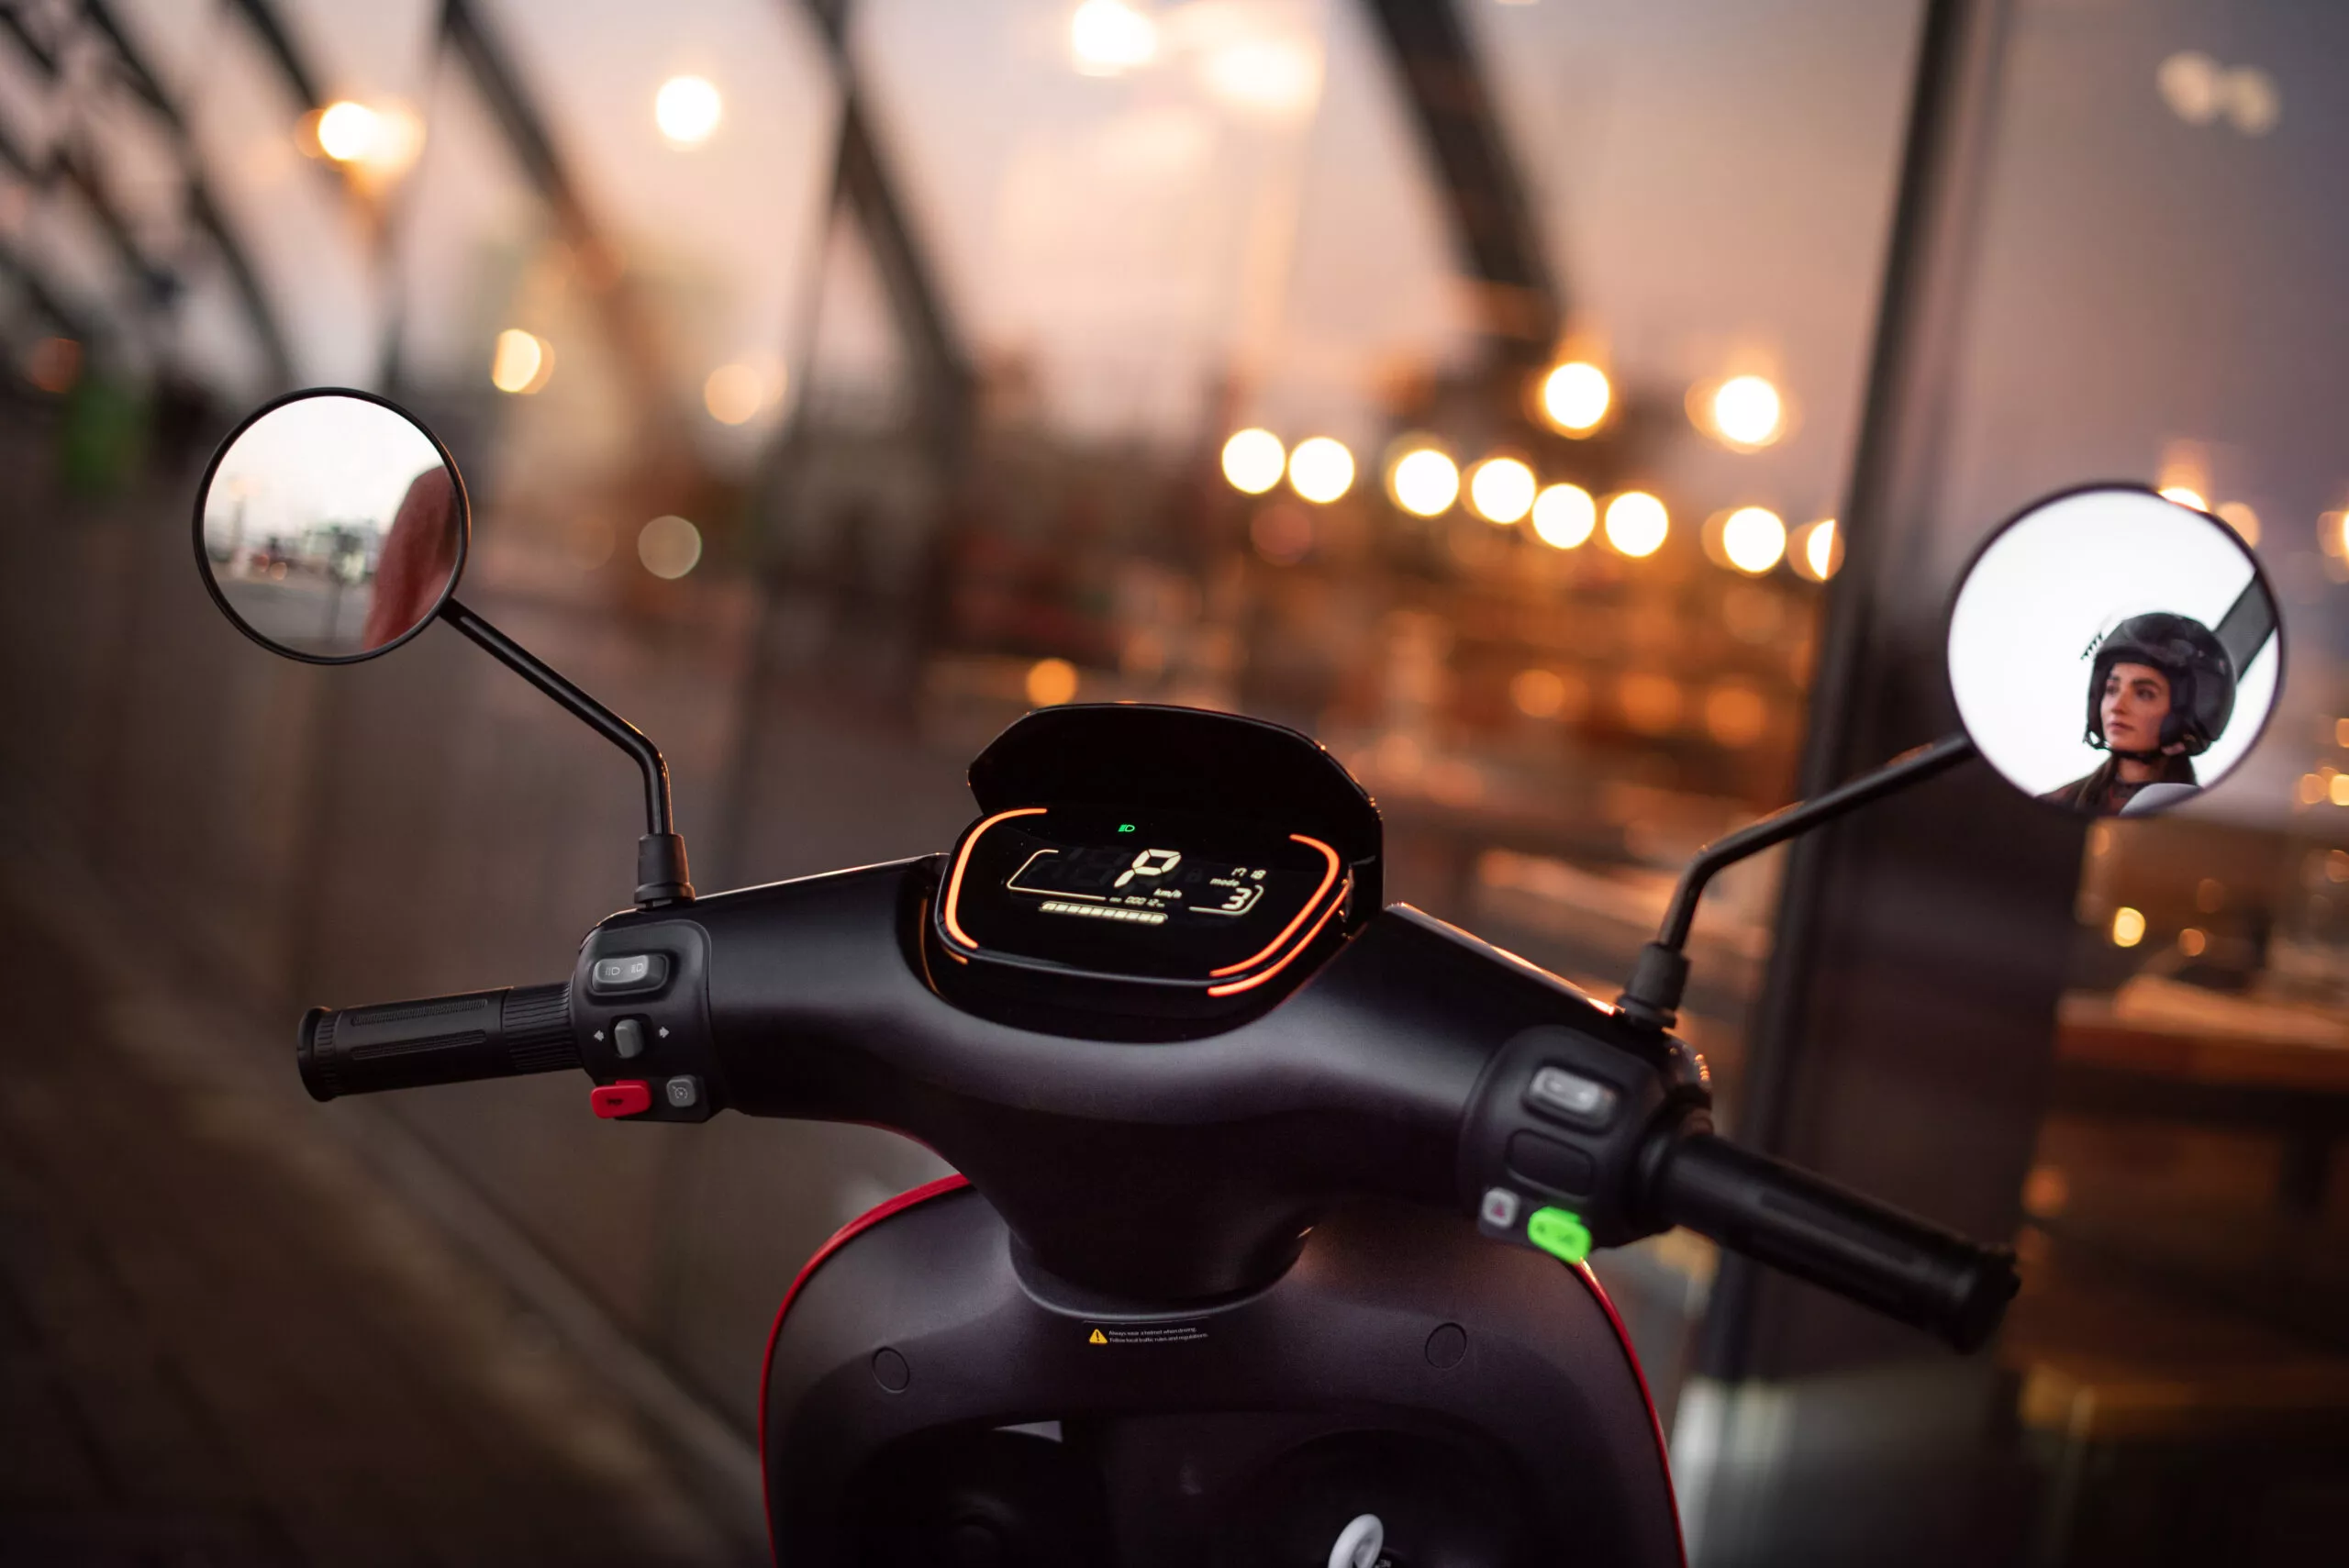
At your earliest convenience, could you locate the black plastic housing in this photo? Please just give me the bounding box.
[1456,1012,1710,1250]
[764,1184,1682,1568]
[969,705,1383,913]
[587,860,1642,1301]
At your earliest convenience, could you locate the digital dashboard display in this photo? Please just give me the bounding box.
[939,806,1346,990]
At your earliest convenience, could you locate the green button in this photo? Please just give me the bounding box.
[1526,1207,1593,1265]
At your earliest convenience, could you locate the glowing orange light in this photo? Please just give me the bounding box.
[1792,518,1842,582]
[655,76,722,147]
[1389,448,1459,516]
[490,328,552,394]
[1070,0,1158,75]
[1466,457,1536,524]
[1720,506,1787,574]
[317,101,381,162]
[1707,375,1783,449]
[1603,492,1668,557]
[1287,437,1354,504]
[1222,428,1286,494]
[1531,484,1596,550]
[1539,361,1609,434]
[1026,657,1079,706]
[1512,669,1565,717]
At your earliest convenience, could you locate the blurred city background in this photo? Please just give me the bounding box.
[1,0,2344,1562]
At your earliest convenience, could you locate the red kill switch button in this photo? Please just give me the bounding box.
[592,1081,653,1118]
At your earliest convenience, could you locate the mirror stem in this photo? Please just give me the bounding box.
[1616,731,1975,1030]
[440,598,693,907]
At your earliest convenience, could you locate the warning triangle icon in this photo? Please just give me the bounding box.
[1088,1329,1108,1345]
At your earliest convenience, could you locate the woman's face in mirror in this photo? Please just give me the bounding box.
[2099,662,2171,755]
[1946,485,2282,818]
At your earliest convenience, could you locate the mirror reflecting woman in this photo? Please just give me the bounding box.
[2042,612,2234,817]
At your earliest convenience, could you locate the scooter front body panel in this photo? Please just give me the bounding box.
[765,1184,1682,1567]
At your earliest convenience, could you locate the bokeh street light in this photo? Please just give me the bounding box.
[2321,510,2349,561]
[302,99,424,183]
[1531,484,1597,549]
[1466,456,1536,524]
[1791,517,1842,581]
[316,101,380,162]
[1511,669,1567,718]
[1702,373,1785,450]
[1720,506,1787,573]
[1221,428,1286,494]
[704,362,778,425]
[1539,361,1610,435]
[1288,437,1355,504]
[638,515,704,579]
[490,328,552,394]
[1027,657,1080,706]
[655,76,723,147]
[1070,1,1158,76]
[1388,448,1459,516]
[1201,38,1322,120]
[1603,492,1668,557]
[2160,484,2210,512]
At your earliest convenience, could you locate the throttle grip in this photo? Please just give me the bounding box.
[1652,1130,2018,1351]
[299,983,578,1101]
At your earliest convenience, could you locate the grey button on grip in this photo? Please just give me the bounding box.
[588,953,669,996]
[1525,1065,1619,1129]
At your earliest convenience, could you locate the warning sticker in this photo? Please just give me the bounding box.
[1083,1323,1208,1347]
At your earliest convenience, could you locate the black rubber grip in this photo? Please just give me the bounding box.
[1652,1131,2019,1351]
[298,983,578,1102]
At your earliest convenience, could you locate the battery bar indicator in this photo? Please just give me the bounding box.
[1041,900,1167,925]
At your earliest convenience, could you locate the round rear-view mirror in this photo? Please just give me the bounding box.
[1947,484,2281,818]
[194,388,468,663]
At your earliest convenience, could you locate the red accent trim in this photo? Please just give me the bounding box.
[752,1175,1680,1567]
[758,1173,971,1562]
[1569,1260,1687,1568]
[590,1081,651,1118]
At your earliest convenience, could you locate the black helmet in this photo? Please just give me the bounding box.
[2085,611,2234,756]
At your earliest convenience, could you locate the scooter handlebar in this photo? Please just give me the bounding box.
[1650,1129,2018,1351]
[298,983,578,1102]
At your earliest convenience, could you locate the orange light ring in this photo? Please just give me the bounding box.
[944,817,1344,993]
[941,806,1047,951]
[1206,880,1348,996]
[1208,834,1341,977]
